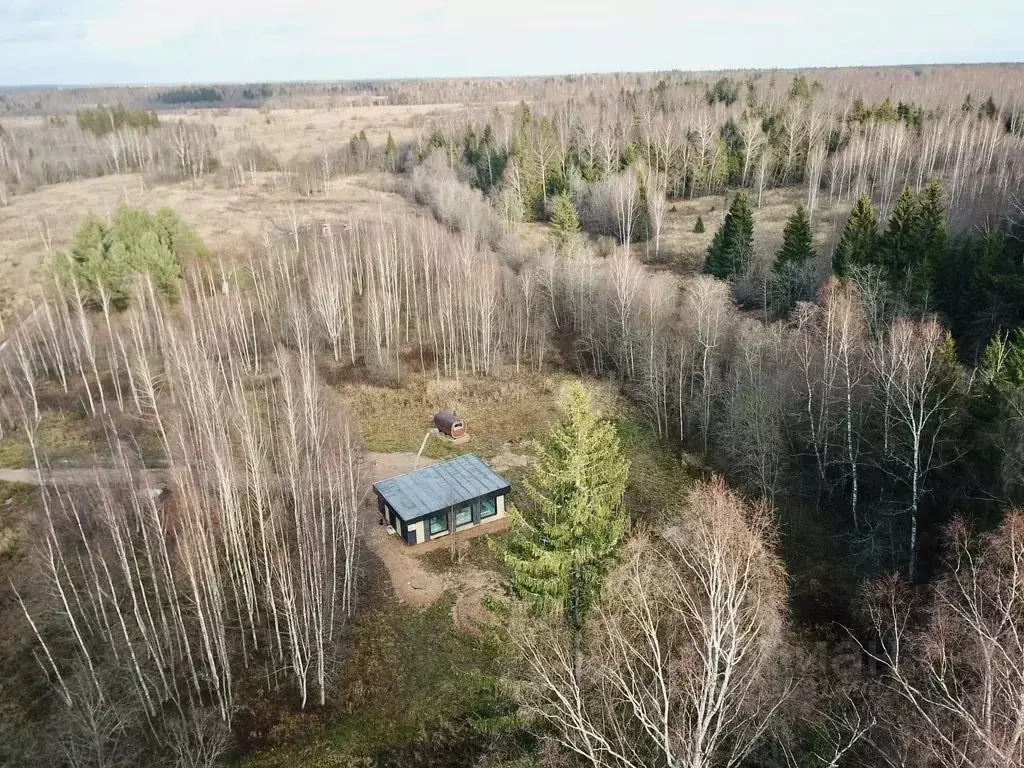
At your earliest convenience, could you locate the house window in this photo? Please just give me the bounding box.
[479,497,497,519]
[429,512,447,536]
[455,504,473,527]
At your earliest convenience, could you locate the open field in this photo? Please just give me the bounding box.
[0,168,421,325]
[0,103,464,156]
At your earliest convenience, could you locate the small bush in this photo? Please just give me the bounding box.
[694,215,705,233]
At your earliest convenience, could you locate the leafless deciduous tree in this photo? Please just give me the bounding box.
[864,512,1024,768]
[871,317,963,581]
[511,479,793,768]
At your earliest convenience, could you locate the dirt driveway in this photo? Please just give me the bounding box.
[364,451,520,630]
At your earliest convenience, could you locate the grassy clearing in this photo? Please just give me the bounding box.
[338,371,569,459]
[0,410,95,468]
[242,585,527,767]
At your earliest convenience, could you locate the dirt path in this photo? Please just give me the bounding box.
[0,450,527,628]
[0,466,166,486]
[362,451,522,629]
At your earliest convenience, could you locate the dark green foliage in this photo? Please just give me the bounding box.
[774,205,815,271]
[832,195,879,277]
[880,186,924,288]
[49,206,207,310]
[705,77,741,106]
[498,385,629,633]
[849,97,925,126]
[549,193,581,248]
[981,95,998,120]
[874,98,898,122]
[719,119,745,185]
[789,75,812,100]
[76,105,159,137]
[704,191,754,280]
[913,180,949,301]
[850,97,872,123]
[896,101,925,127]
[241,84,274,100]
[934,221,1024,356]
[693,215,705,234]
[876,182,948,304]
[157,87,222,105]
[384,131,398,171]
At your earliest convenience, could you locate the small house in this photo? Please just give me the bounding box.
[373,454,510,545]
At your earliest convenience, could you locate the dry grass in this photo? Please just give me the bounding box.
[0,102,470,326]
[338,371,569,460]
[174,103,465,156]
[0,410,96,469]
[0,169,421,325]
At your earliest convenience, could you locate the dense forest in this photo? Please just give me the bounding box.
[1,64,1024,768]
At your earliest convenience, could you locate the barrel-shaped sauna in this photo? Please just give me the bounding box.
[434,410,466,439]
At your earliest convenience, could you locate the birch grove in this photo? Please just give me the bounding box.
[5,268,364,735]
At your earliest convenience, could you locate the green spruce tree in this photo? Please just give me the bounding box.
[549,193,581,249]
[880,186,922,289]
[694,215,705,233]
[773,204,815,271]
[498,384,629,633]
[704,191,754,279]
[913,179,949,305]
[832,195,880,277]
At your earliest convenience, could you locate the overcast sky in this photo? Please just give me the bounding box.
[1,0,1022,86]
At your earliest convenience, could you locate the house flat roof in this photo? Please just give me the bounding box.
[373,453,511,523]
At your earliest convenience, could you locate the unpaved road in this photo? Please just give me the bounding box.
[1,450,528,628]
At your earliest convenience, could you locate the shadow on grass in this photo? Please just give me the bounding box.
[240,548,533,768]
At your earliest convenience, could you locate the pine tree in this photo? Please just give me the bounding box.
[832,195,879,277]
[498,384,629,633]
[704,191,754,279]
[549,192,581,249]
[694,215,705,234]
[774,204,815,272]
[49,206,204,309]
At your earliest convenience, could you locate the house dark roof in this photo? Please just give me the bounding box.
[373,454,511,522]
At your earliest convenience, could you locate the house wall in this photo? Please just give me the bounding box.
[420,492,506,543]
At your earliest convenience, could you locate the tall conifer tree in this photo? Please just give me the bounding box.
[704,191,754,279]
[499,385,629,633]
[832,195,880,277]
[881,186,921,287]
[774,204,815,271]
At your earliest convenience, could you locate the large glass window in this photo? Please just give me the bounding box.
[479,497,497,519]
[455,505,473,527]
[429,511,447,535]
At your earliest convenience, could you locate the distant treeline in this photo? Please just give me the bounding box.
[156,87,223,105]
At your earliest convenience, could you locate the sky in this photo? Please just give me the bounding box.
[1,0,1023,87]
